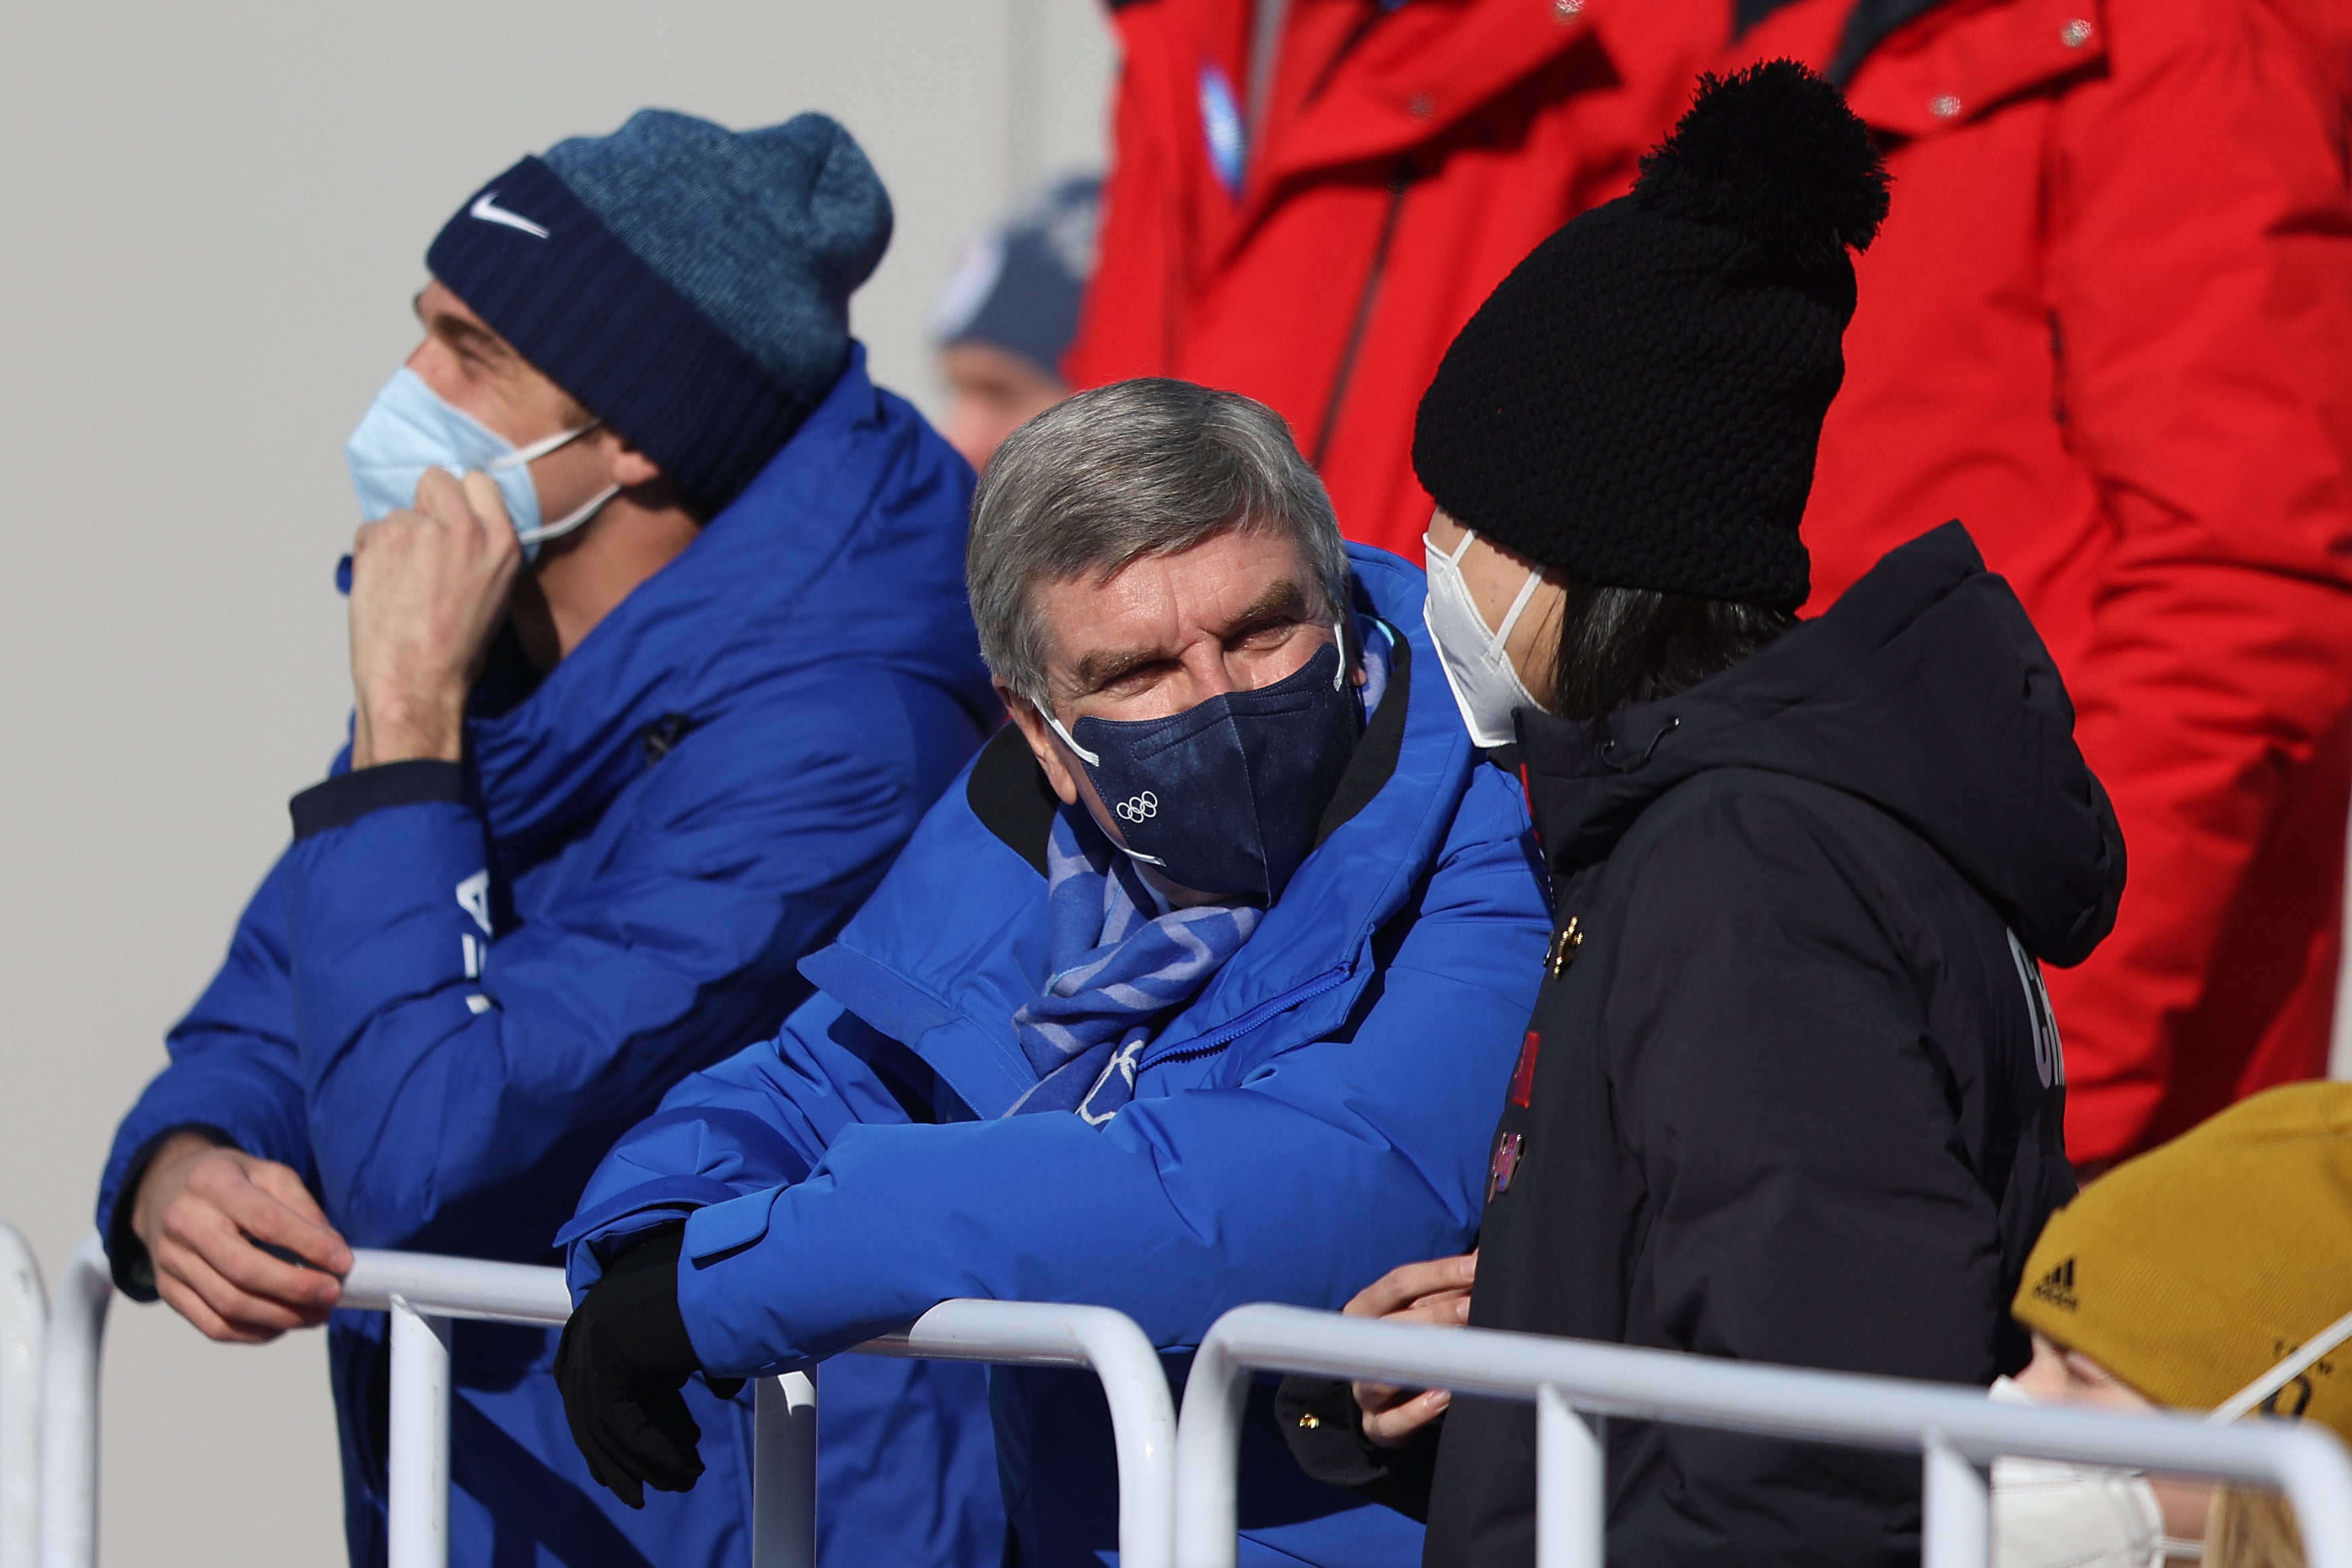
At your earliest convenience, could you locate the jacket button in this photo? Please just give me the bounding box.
[1929,94,1964,119]
[2060,18,2093,46]
[1546,916,1584,978]
[1552,0,1584,21]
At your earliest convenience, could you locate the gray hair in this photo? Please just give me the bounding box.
[967,378,1351,708]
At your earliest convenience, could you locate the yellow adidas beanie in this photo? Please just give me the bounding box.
[2013,1081,2352,1443]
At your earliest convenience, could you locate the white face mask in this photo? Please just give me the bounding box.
[1991,1307,2352,1568]
[1990,1377,2202,1567]
[1423,526,1543,750]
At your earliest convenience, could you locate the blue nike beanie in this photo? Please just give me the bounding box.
[425,109,892,517]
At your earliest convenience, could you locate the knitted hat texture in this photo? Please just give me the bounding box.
[425,110,892,516]
[1411,61,1888,608]
[935,175,1102,381]
[2012,1082,2352,1444]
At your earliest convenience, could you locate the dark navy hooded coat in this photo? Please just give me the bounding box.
[561,544,1557,1567]
[94,350,1009,1568]
[1289,524,2123,1565]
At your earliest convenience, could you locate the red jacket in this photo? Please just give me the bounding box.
[1721,0,2352,1162]
[1067,0,1727,552]
[1076,0,2352,1166]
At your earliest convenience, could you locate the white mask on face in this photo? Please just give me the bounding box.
[1989,1377,2204,1567]
[1423,526,1543,749]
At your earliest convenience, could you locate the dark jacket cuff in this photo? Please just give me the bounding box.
[1274,1373,1442,1523]
[105,1124,237,1301]
[290,760,468,840]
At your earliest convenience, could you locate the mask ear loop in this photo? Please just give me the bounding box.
[2210,1305,2352,1424]
[515,483,621,548]
[1487,569,1544,664]
[1045,713,1103,768]
[487,418,614,550]
[1428,526,1543,662]
[488,418,601,472]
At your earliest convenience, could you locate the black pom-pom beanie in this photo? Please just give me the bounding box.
[1411,61,1889,610]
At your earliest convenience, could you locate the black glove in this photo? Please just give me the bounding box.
[555,1225,739,1508]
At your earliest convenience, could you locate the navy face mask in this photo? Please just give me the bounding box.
[1048,632,1361,904]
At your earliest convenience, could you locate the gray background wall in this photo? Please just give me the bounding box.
[0,3,1111,1561]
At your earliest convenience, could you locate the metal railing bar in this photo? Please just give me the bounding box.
[0,1223,44,1568]
[859,1299,1176,1568]
[1173,1303,2352,1568]
[23,1236,1177,1568]
[35,1238,106,1568]
[339,1251,572,1326]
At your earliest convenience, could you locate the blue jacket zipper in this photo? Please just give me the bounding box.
[1140,964,1354,1073]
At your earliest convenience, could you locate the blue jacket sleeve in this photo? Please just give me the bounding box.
[285,701,960,1257]
[558,991,952,1292]
[572,767,1549,1374]
[98,850,316,1290]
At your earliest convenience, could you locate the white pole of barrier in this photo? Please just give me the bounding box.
[0,1224,45,1568]
[46,1237,1173,1568]
[1922,1430,1989,1568]
[752,1371,817,1568]
[344,1250,576,1568]
[36,1238,107,1568]
[1174,1303,2352,1568]
[1534,1385,1603,1568]
[861,1299,1177,1568]
[386,1300,452,1568]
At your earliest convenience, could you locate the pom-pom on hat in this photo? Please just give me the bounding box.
[426,110,893,518]
[1411,61,1888,609]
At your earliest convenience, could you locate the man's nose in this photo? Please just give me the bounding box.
[1185,649,1241,701]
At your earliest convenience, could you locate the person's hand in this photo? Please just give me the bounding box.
[1347,1252,1475,1447]
[557,1226,736,1509]
[130,1132,352,1344]
[348,469,521,768]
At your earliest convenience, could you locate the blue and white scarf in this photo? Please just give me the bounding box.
[1005,815,1261,1123]
[1005,619,1391,1124]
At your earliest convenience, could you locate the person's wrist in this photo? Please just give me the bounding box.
[131,1131,228,1248]
[353,685,465,767]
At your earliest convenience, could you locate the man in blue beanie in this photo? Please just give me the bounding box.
[93,110,1006,1568]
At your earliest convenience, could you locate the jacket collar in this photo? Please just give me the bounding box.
[461,346,992,859]
[1518,522,2124,967]
[799,543,1477,1117]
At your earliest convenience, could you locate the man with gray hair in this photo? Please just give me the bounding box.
[552,379,1552,1566]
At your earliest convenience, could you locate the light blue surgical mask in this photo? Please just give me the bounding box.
[344,366,618,560]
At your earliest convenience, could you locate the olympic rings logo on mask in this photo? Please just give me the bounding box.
[1115,791,1160,823]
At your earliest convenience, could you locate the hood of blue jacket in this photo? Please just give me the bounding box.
[460,345,996,860]
[797,541,1491,1119]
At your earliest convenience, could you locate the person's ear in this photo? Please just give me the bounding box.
[595,427,665,491]
[999,681,1082,807]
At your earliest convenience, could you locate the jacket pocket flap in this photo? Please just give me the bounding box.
[1847,0,2104,137]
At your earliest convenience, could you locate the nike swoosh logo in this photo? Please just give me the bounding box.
[469,192,549,239]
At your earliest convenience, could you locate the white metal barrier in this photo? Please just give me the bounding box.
[42,1247,2348,1568]
[28,1236,1175,1568]
[1173,1301,2352,1568]
[0,1223,43,1568]
[35,1241,103,1568]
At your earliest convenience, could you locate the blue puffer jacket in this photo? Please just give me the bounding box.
[95,348,1010,1568]
[562,544,1554,1567]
